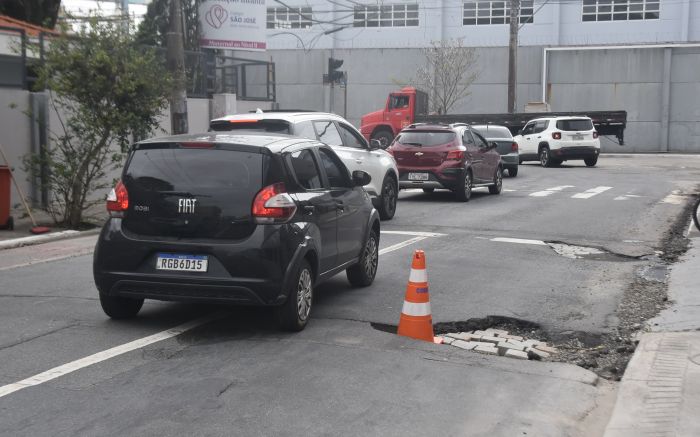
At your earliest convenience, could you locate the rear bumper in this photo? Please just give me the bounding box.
[93,219,309,306]
[500,153,519,167]
[398,167,462,189]
[552,146,599,160]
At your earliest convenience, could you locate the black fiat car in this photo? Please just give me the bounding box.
[93,133,380,331]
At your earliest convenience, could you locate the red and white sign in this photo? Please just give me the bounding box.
[199,0,266,51]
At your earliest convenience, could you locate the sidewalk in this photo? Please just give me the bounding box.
[0,209,101,249]
[604,224,700,437]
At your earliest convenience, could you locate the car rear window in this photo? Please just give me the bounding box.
[395,131,456,147]
[122,144,267,239]
[471,126,512,139]
[210,119,292,134]
[556,119,593,131]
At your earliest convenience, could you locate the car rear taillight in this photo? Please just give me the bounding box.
[446,150,465,160]
[552,132,562,140]
[252,183,297,224]
[106,180,129,217]
[511,142,519,152]
[593,132,599,139]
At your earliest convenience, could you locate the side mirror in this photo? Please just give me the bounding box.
[352,170,372,187]
[369,139,382,150]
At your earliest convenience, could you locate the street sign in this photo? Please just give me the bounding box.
[199,0,266,51]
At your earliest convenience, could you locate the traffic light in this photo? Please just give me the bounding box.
[328,58,344,83]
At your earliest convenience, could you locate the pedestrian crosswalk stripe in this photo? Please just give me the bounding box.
[571,186,612,199]
[529,185,575,197]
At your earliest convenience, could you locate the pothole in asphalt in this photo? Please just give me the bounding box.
[371,316,633,379]
[544,241,641,261]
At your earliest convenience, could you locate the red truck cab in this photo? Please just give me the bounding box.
[360,86,428,146]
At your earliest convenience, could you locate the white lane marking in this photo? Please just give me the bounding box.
[379,236,428,255]
[0,249,94,271]
[503,189,517,192]
[382,230,447,237]
[571,186,613,199]
[0,312,226,399]
[615,194,643,201]
[0,230,440,399]
[530,185,575,197]
[614,196,628,201]
[661,190,684,205]
[490,237,547,246]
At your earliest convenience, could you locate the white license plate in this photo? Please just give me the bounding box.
[408,172,429,181]
[570,134,584,141]
[156,254,208,272]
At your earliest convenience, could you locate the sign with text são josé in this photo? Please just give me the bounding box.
[199,0,266,51]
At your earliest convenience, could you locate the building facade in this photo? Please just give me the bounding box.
[260,0,700,152]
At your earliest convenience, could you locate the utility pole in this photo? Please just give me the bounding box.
[119,0,129,33]
[507,0,519,113]
[167,0,188,134]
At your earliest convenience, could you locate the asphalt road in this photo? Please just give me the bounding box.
[0,155,698,436]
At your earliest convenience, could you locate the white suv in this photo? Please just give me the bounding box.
[210,111,399,220]
[515,116,600,167]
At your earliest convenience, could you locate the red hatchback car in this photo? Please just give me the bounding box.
[388,123,503,201]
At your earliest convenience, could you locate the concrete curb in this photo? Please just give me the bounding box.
[0,228,101,251]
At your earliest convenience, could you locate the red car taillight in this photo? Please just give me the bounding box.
[106,180,129,217]
[446,150,465,160]
[593,132,599,139]
[252,183,297,223]
[511,142,519,152]
[552,132,562,140]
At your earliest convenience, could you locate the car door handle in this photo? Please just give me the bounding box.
[537,136,541,139]
[525,137,531,140]
[335,200,345,212]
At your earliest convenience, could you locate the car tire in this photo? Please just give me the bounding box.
[508,166,518,177]
[455,169,472,202]
[539,146,552,168]
[378,176,397,220]
[347,229,379,287]
[99,294,144,319]
[488,167,503,194]
[372,130,394,148]
[584,156,598,167]
[422,188,434,193]
[275,260,314,332]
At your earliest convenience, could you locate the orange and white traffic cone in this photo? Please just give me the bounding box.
[397,250,436,343]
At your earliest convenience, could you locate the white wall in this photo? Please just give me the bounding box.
[266,0,700,50]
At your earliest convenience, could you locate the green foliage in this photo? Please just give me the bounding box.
[136,0,201,51]
[26,17,172,228]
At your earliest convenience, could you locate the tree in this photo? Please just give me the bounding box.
[409,39,479,115]
[0,0,62,28]
[26,17,172,228]
[136,0,200,51]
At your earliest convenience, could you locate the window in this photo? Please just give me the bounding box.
[463,130,476,146]
[354,3,419,28]
[389,94,410,110]
[313,121,343,147]
[533,120,549,134]
[294,121,317,140]
[396,131,456,147]
[289,149,322,190]
[337,123,366,149]
[582,0,659,22]
[521,122,535,135]
[472,131,489,148]
[463,1,534,25]
[471,126,512,139]
[267,7,312,29]
[556,119,594,131]
[318,148,350,188]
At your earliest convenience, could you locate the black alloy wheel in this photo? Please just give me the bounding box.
[455,169,472,202]
[276,260,314,331]
[379,177,397,220]
[347,229,379,287]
